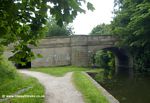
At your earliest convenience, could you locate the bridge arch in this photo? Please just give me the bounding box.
[88,46,133,75]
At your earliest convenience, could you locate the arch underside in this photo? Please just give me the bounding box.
[88,46,133,76]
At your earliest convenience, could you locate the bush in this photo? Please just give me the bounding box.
[0,56,17,83]
[94,50,115,69]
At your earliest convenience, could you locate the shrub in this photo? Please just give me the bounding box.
[94,50,115,68]
[0,56,17,83]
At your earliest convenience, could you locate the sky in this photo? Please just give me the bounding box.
[72,0,114,35]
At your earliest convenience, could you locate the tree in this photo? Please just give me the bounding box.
[112,0,150,71]
[90,23,112,35]
[45,18,74,37]
[94,50,115,69]
[0,0,94,65]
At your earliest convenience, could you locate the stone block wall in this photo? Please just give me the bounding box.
[29,35,116,67]
[31,37,71,67]
[4,35,116,67]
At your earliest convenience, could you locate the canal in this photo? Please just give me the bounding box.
[88,69,150,103]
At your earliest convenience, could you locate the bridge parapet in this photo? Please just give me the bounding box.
[87,35,116,46]
[30,37,71,49]
[71,35,88,46]
[29,35,117,49]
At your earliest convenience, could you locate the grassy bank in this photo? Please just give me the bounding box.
[72,72,109,103]
[31,66,90,76]
[0,57,44,103]
[0,74,45,103]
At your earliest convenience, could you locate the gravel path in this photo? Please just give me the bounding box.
[19,70,85,103]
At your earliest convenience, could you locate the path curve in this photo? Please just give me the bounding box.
[19,70,84,103]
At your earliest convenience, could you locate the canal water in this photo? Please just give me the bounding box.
[88,70,150,103]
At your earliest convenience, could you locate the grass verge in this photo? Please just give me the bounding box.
[31,66,92,76]
[72,72,109,103]
[0,73,44,103]
[30,66,108,103]
[0,56,44,103]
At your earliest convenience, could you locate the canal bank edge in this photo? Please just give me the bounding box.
[83,72,120,103]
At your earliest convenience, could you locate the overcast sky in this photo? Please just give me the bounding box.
[72,0,114,34]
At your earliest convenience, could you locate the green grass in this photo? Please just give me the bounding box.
[0,73,44,103]
[0,57,44,103]
[72,72,109,103]
[31,66,93,76]
[0,58,17,85]
[31,66,108,103]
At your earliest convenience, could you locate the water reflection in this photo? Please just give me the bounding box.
[90,68,150,103]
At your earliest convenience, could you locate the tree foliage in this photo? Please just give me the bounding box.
[45,18,73,37]
[94,50,115,69]
[0,0,94,64]
[112,0,150,71]
[90,23,112,35]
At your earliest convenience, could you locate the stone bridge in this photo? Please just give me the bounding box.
[5,35,132,71]
[30,35,131,68]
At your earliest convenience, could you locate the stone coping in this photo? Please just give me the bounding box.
[44,35,115,39]
[83,72,120,103]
